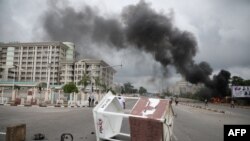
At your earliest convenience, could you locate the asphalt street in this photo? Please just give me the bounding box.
[172,103,250,141]
[0,100,249,141]
[0,106,96,141]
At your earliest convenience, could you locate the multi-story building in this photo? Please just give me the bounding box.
[0,41,74,85]
[60,59,116,92]
[0,42,116,92]
[167,78,203,95]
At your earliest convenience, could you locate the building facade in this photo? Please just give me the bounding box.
[60,59,116,92]
[0,41,74,85]
[0,42,116,91]
[167,79,203,95]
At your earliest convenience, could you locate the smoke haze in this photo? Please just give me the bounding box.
[41,0,231,96]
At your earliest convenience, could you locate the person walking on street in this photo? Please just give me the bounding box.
[205,99,208,107]
[175,97,179,106]
[118,95,126,109]
[231,99,235,108]
[88,94,91,107]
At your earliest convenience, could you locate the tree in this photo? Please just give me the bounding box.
[63,82,78,94]
[78,73,90,93]
[244,80,250,86]
[123,82,134,94]
[231,76,244,86]
[100,83,108,93]
[132,88,138,93]
[63,82,79,105]
[36,82,47,93]
[121,86,125,94]
[14,85,21,90]
[94,76,102,93]
[139,86,147,95]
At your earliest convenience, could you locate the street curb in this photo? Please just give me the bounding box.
[0,104,88,108]
[213,103,250,109]
[180,103,226,114]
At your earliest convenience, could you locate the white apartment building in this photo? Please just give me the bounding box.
[0,42,116,91]
[60,59,116,92]
[167,78,203,95]
[0,41,74,85]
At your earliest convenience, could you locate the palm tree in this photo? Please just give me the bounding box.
[78,72,90,104]
[101,83,108,93]
[36,82,47,101]
[94,76,102,94]
[78,73,90,93]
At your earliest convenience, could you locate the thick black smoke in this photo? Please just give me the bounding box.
[42,0,124,58]
[41,0,230,96]
[122,2,213,85]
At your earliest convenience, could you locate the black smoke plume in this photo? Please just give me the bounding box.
[41,0,230,96]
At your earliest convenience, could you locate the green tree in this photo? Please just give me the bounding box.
[231,76,244,86]
[244,80,250,86]
[36,82,47,93]
[78,73,90,92]
[123,82,134,94]
[63,82,79,105]
[121,86,125,94]
[100,83,108,93]
[63,82,79,94]
[94,76,102,93]
[139,86,147,95]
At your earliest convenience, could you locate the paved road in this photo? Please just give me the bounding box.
[0,106,96,141]
[0,100,249,141]
[172,103,250,141]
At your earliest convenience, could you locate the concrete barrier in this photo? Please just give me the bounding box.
[6,124,26,141]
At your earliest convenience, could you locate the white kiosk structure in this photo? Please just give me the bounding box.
[93,92,174,141]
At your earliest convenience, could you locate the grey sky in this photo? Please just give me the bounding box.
[0,0,250,92]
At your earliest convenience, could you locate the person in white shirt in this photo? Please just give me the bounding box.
[118,95,125,109]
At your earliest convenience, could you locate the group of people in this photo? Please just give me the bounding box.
[170,97,179,106]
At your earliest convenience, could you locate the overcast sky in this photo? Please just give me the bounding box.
[1,0,250,92]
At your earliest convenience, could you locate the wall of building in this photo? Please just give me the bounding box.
[167,79,203,95]
[0,42,115,92]
[0,42,70,85]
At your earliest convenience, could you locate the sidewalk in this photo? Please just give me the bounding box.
[179,100,250,115]
[0,103,90,108]
[179,102,226,114]
[213,103,250,109]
